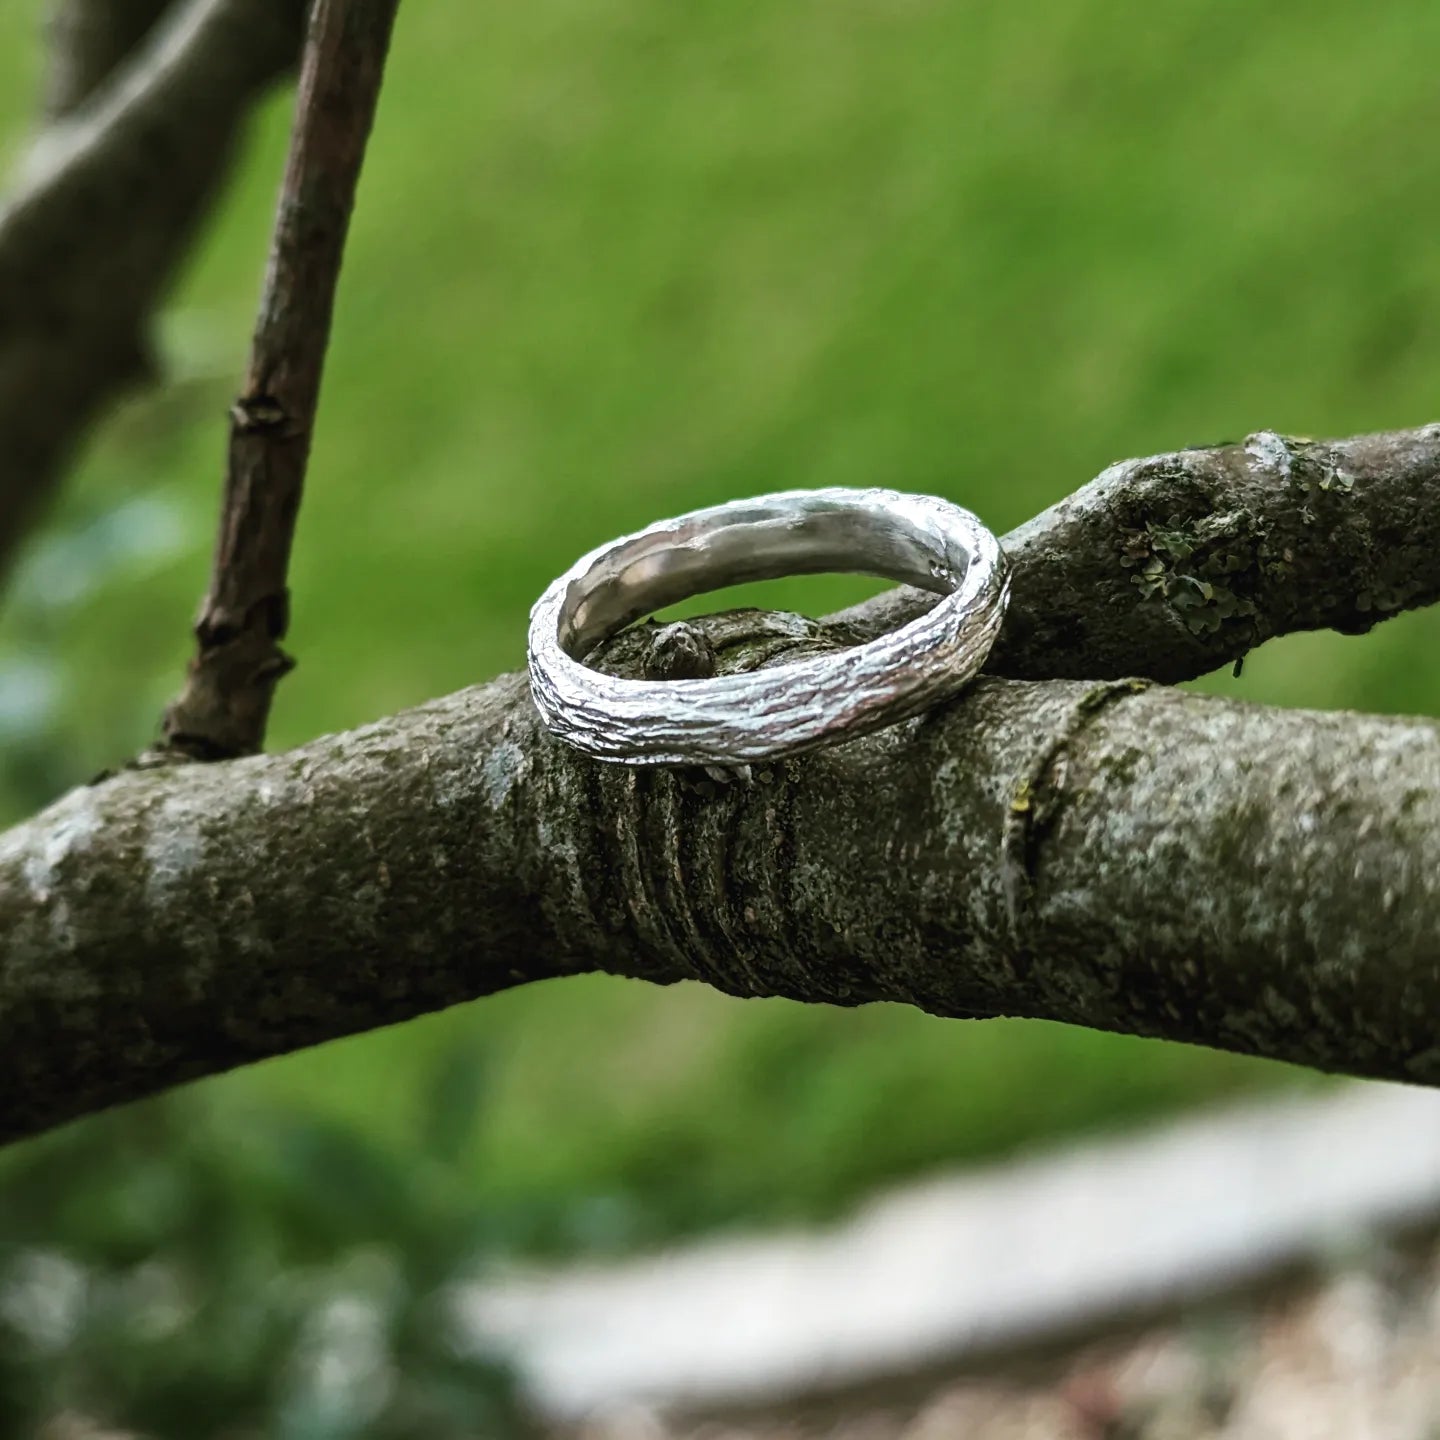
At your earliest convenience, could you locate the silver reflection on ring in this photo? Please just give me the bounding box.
[527,487,1011,766]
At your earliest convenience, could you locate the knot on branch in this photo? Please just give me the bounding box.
[586,606,866,791]
[590,607,861,681]
[636,621,718,681]
[160,590,297,760]
[229,392,293,434]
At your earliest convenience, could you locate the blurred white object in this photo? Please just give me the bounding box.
[457,1083,1440,1420]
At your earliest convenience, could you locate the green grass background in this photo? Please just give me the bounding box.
[1,0,1437,1247]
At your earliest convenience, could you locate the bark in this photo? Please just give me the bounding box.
[847,423,1440,683]
[160,0,403,760]
[0,0,305,587]
[3,422,1439,1142]
[41,0,173,118]
[2,589,1438,1143]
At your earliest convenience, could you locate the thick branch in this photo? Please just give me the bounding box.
[160,0,402,760]
[41,0,173,118]
[2,640,1438,1143]
[843,422,1440,683]
[0,0,305,587]
[4,422,1438,1142]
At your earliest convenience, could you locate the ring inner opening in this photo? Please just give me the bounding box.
[559,498,971,657]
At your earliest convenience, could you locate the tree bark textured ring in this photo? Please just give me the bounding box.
[528,488,1011,765]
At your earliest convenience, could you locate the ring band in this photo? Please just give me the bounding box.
[527,488,1010,766]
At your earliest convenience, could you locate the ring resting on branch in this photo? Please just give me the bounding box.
[527,487,1011,765]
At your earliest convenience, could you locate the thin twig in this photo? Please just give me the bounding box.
[160,0,402,760]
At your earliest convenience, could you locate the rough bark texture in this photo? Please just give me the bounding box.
[0,0,305,588]
[161,0,402,760]
[844,424,1440,683]
[2,602,1439,1143]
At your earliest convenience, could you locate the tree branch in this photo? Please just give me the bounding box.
[0,0,306,588]
[843,422,1440,683]
[3,583,1439,1140]
[41,0,173,119]
[3,421,1437,1142]
[160,0,402,761]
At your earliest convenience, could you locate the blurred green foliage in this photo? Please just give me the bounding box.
[0,1044,532,1438]
[0,0,1436,1283]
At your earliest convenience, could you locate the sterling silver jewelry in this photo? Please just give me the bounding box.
[527,488,1010,766]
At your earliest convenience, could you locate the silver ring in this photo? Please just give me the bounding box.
[527,488,1010,766]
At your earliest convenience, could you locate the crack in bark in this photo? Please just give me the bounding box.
[1001,679,1154,956]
